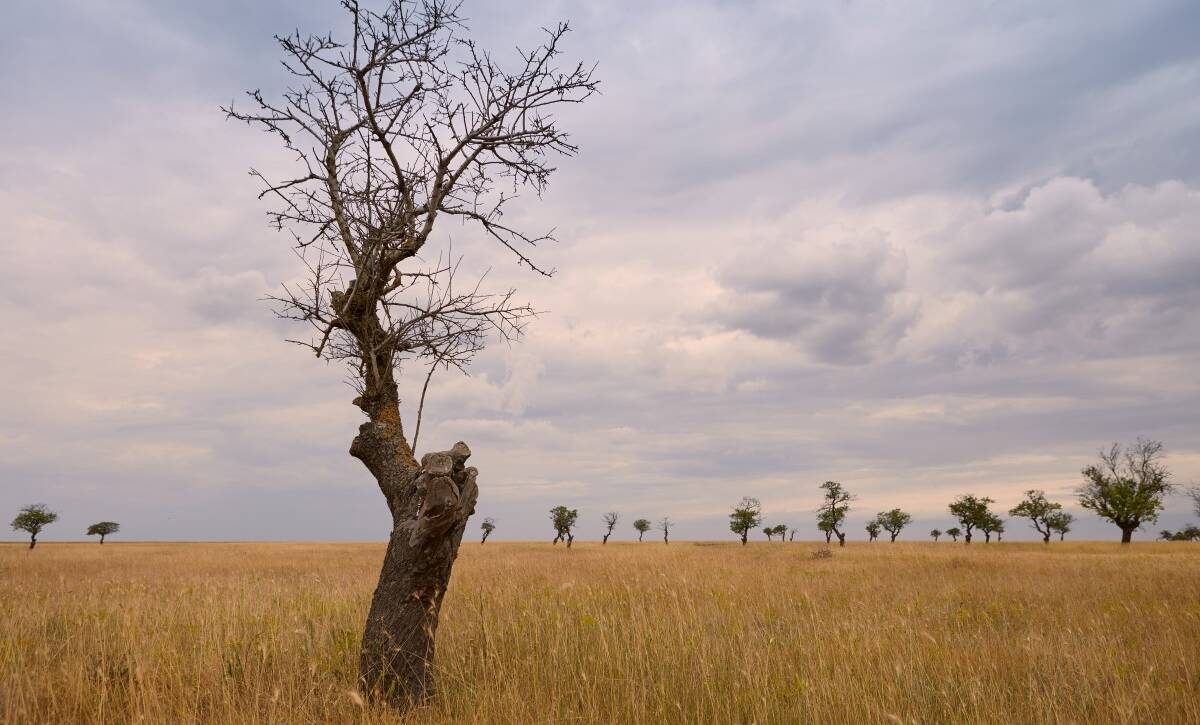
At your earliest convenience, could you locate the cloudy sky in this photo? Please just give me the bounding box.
[2,0,1199,543]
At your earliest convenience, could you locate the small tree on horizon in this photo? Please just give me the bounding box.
[601,512,620,545]
[1078,438,1173,544]
[946,527,961,542]
[549,506,578,548]
[658,517,673,544]
[87,521,120,544]
[480,518,496,545]
[789,527,797,542]
[980,513,1004,543]
[816,481,854,547]
[633,518,651,542]
[930,528,942,542]
[729,497,763,545]
[11,504,58,550]
[772,524,788,541]
[1009,490,1063,544]
[948,494,994,544]
[865,520,881,542]
[1158,526,1200,541]
[877,508,913,542]
[1045,511,1074,541]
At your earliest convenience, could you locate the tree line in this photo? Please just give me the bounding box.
[474,439,1197,546]
[11,439,1197,549]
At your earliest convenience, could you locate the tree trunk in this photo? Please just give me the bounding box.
[602,533,610,545]
[638,531,644,542]
[890,532,898,543]
[29,534,36,549]
[481,531,490,545]
[1042,532,1050,544]
[351,388,478,708]
[100,534,106,544]
[1120,528,1134,544]
[567,533,574,548]
[836,532,846,547]
[1058,532,1065,541]
[741,531,747,545]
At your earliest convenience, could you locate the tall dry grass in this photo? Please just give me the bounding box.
[1,540,1198,723]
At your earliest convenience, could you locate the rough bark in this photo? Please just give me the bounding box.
[1120,527,1134,544]
[352,395,478,707]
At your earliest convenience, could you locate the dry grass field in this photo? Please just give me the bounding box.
[2,540,1199,724]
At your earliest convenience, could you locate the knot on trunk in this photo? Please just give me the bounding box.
[404,441,478,548]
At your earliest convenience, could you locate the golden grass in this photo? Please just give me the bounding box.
[2,540,1198,724]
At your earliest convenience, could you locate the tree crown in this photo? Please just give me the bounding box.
[549,506,578,535]
[11,504,58,535]
[86,521,120,537]
[948,494,995,531]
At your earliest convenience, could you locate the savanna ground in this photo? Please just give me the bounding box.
[1,541,1198,724]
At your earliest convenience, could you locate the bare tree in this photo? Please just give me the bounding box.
[224,1,597,707]
[601,512,620,545]
[658,517,673,544]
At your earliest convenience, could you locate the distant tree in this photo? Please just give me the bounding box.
[993,518,1006,542]
[633,518,651,542]
[979,513,1004,543]
[729,497,763,545]
[930,528,942,542]
[946,527,962,542]
[549,506,578,548]
[1045,511,1074,541]
[480,517,496,545]
[1078,438,1173,544]
[86,521,120,544]
[11,504,58,550]
[601,512,620,545]
[658,517,673,544]
[762,524,787,542]
[865,520,881,542]
[816,481,854,547]
[948,494,994,544]
[789,527,797,542]
[1189,485,1200,518]
[877,508,913,542]
[1158,526,1200,542]
[1009,490,1064,544]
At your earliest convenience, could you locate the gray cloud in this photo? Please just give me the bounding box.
[2,0,1199,544]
